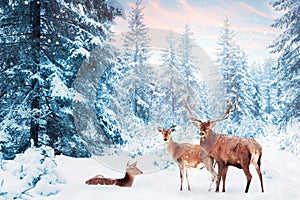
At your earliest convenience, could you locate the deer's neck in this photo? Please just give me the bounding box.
[165,137,183,160]
[165,137,176,153]
[200,130,219,154]
[116,172,135,187]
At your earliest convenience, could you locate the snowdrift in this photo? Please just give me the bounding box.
[1,145,299,199]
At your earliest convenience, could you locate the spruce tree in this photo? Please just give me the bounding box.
[178,24,195,91]
[216,18,263,136]
[269,0,300,130]
[121,0,151,123]
[216,17,237,102]
[216,18,238,133]
[0,0,123,158]
[160,30,181,122]
[123,0,149,69]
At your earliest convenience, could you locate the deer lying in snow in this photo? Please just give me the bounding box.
[158,125,217,191]
[85,161,143,187]
[186,100,264,193]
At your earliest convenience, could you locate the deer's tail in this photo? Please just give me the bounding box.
[250,149,262,166]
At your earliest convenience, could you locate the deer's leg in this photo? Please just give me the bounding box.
[207,167,216,192]
[215,161,224,192]
[253,155,264,192]
[241,164,252,193]
[204,156,217,191]
[179,167,184,191]
[221,165,228,192]
[185,168,191,191]
[210,170,218,192]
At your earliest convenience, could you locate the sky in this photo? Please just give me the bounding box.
[112,0,282,64]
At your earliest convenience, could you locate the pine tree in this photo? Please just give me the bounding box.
[0,0,48,156]
[121,0,152,123]
[159,30,182,124]
[216,18,239,134]
[216,17,237,101]
[235,47,265,137]
[256,58,280,126]
[246,59,280,138]
[0,0,123,158]
[123,0,149,68]
[178,24,195,90]
[269,0,300,130]
[177,25,210,119]
[216,18,265,136]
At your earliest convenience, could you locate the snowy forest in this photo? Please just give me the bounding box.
[0,0,299,198]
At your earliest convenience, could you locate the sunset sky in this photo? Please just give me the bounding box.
[112,0,281,64]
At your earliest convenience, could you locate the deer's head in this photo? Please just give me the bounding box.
[198,120,214,137]
[158,125,176,142]
[126,161,143,176]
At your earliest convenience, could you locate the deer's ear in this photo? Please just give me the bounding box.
[170,125,176,132]
[158,127,163,132]
[132,161,137,166]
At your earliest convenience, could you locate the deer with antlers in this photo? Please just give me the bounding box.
[184,99,264,193]
[85,161,143,187]
[158,125,217,191]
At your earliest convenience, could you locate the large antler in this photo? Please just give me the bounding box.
[181,96,202,126]
[211,99,236,123]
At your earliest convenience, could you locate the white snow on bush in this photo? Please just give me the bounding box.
[0,146,64,199]
[51,75,72,99]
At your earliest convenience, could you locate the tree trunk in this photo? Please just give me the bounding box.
[29,0,41,147]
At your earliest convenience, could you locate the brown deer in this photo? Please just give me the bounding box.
[186,100,264,193]
[158,125,217,191]
[85,161,143,187]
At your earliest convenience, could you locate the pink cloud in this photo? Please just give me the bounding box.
[232,25,278,35]
[237,2,273,19]
[144,0,224,30]
[113,0,279,63]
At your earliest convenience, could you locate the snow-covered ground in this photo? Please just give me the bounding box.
[1,145,299,200]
